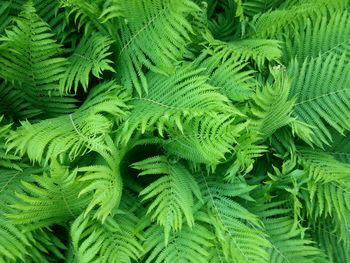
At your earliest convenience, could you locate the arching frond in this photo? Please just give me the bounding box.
[70,212,143,263]
[77,135,125,222]
[251,0,347,38]
[254,201,323,263]
[298,148,350,241]
[0,1,76,117]
[197,172,270,263]
[193,51,256,102]
[115,0,200,95]
[164,115,245,165]
[59,33,115,94]
[226,132,267,179]
[143,222,213,263]
[205,34,282,68]
[118,65,236,143]
[288,53,350,146]
[312,219,350,262]
[8,160,89,228]
[7,81,130,164]
[283,10,350,63]
[250,73,295,139]
[132,155,202,243]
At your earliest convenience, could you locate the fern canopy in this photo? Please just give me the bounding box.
[0,0,350,262]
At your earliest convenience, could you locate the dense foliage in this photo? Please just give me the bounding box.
[1,0,350,262]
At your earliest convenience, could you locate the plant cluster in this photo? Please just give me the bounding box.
[0,0,350,262]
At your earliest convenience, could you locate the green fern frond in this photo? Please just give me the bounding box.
[60,0,108,34]
[132,155,202,244]
[0,1,76,117]
[70,212,143,263]
[0,1,12,34]
[283,10,350,63]
[197,172,270,262]
[77,135,125,222]
[254,200,323,263]
[288,53,350,146]
[298,148,350,241]
[164,115,245,165]
[206,34,282,68]
[60,32,115,93]
[118,65,237,143]
[193,50,256,101]
[251,0,347,38]
[115,0,200,95]
[143,222,213,263]
[226,132,267,179]
[312,219,350,262]
[7,81,130,164]
[8,160,89,228]
[250,73,295,139]
[326,131,350,163]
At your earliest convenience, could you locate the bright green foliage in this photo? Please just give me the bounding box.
[0,0,350,262]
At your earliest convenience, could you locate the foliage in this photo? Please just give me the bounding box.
[0,0,350,262]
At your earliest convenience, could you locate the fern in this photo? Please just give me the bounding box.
[70,212,143,263]
[59,32,115,93]
[132,155,201,243]
[1,0,350,262]
[8,160,89,228]
[7,81,130,164]
[288,53,350,146]
[115,0,200,95]
[0,1,76,118]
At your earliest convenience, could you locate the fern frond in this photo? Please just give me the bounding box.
[77,135,125,222]
[164,115,245,165]
[197,172,270,262]
[205,33,282,68]
[0,1,12,34]
[193,50,256,102]
[59,32,115,94]
[70,212,143,263]
[283,10,350,63]
[132,155,202,244]
[0,168,33,261]
[288,53,350,146]
[254,201,323,263]
[143,222,213,263]
[298,148,350,241]
[0,1,76,117]
[8,160,89,228]
[326,131,350,163]
[312,219,350,262]
[250,73,295,139]
[7,81,130,164]
[118,65,237,143]
[226,132,267,179]
[115,0,200,95]
[251,0,347,38]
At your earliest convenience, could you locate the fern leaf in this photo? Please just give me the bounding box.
[71,212,143,263]
[115,0,200,95]
[7,81,130,164]
[0,1,76,117]
[143,222,213,263]
[197,172,270,262]
[288,53,350,146]
[8,160,89,228]
[59,33,115,93]
[251,73,295,139]
[132,155,201,244]
[118,64,237,143]
[164,115,245,165]
[77,136,125,222]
